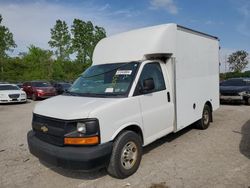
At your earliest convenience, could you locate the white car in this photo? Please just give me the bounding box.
[0,84,27,103]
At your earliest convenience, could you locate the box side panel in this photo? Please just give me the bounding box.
[175,29,219,130]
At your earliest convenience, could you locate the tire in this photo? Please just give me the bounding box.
[32,94,37,101]
[107,130,142,179]
[245,97,250,105]
[196,104,211,130]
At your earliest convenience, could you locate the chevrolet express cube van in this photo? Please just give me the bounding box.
[27,23,219,179]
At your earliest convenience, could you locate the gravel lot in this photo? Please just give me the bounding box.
[0,100,249,188]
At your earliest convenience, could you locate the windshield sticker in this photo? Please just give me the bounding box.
[105,88,114,93]
[116,70,132,75]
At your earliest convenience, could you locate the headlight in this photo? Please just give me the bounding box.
[64,119,100,145]
[77,122,86,134]
[21,93,26,96]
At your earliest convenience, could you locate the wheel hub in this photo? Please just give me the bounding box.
[203,110,209,125]
[121,141,138,169]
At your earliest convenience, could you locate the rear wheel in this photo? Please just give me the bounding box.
[196,104,211,130]
[107,130,142,179]
[245,97,250,105]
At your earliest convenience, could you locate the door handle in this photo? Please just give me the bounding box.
[167,92,170,102]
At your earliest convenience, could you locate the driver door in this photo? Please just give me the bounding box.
[134,62,174,144]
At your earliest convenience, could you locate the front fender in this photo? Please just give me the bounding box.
[110,122,144,143]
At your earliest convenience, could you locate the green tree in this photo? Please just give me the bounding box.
[1,57,27,82]
[228,50,249,73]
[51,60,65,80]
[48,20,71,61]
[71,19,106,64]
[91,26,106,58]
[23,45,53,80]
[0,14,17,79]
[1,17,107,82]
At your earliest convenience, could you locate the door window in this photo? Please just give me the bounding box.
[134,62,166,95]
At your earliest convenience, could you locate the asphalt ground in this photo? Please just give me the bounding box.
[0,101,249,188]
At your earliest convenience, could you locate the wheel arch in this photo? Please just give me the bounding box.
[111,124,144,145]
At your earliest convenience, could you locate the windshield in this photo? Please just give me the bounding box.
[61,83,71,89]
[67,62,139,97]
[0,85,20,90]
[32,82,51,87]
[220,79,250,86]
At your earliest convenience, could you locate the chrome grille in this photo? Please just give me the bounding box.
[8,94,20,99]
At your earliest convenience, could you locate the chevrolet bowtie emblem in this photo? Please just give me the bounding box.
[41,126,48,133]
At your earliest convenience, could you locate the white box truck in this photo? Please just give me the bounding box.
[27,23,219,179]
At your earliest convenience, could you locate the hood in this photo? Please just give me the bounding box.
[0,90,24,95]
[35,87,55,92]
[33,95,120,120]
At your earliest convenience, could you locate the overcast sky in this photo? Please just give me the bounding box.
[0,0,250,72]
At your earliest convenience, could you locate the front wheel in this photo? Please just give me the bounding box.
[196,104,211,130]
[107,131,142,179]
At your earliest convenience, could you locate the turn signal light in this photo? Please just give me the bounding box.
[64,136,99,145]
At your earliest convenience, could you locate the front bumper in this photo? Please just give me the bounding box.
[37,93,56,98]
[0,97,27,103]
[27,131,113,170]
[220,95,243,101]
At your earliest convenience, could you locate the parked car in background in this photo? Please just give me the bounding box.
[53,82,72,95]
[220,78,250,104]
[11,82,24,89]
[23,81,56,101]
[15,83,24,89]
[0,84,27,103]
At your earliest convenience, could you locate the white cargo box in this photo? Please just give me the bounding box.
[93,23,219,131]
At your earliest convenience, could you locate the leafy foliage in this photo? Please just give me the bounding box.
[0,14,17,58]
[48,20,71,61]
[71,19,106,63]
[0,14,17,80]
[1,57,27,82]
[0,16,106,82]
[22,45,54,80]
[227,50,249,72]
[220,71,250,81]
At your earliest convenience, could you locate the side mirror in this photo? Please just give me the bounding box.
[141,78,155,93]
